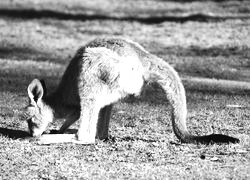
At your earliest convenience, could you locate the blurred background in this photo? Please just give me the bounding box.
[0,0,250,93]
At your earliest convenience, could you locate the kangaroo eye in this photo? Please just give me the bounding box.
[27,118,38,127]
[20,112,32,121]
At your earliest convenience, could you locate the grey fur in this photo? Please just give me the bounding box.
[23,38,239,144]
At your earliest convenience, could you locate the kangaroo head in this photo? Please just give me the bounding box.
[23,79,53,137]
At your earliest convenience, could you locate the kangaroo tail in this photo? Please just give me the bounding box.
[145,58,239,144]
[192,134,239,144]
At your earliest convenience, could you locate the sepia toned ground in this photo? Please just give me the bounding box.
[0,0,249,179]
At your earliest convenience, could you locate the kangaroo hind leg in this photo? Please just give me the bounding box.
[96,104,113,140]
[76,87,120,144]
[76,98,103,143]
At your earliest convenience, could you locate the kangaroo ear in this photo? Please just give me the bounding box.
[27,79,44,103]
[40,79,47,97]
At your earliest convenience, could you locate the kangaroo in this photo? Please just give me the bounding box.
[23,37,239,144]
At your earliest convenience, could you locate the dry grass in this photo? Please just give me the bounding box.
[0,0,249,179]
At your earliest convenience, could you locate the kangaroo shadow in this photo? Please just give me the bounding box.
[0,127,30,139]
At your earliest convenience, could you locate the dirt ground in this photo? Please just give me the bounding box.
[0,0,249,179]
